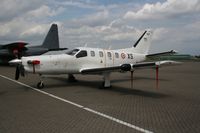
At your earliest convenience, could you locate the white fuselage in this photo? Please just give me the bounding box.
[22,47,146,75]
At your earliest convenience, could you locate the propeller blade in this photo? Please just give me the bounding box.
[20,65,25,77]
[15,65,20,80]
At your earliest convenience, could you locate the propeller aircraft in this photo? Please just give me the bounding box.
[0,24,67,64]
[9,30,180,89]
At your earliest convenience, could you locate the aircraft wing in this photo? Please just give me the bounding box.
[81,60,181,74]
[81,66,122,74]
[1,42,28,50]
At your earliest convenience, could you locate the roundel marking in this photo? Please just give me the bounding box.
[121,53,126,59]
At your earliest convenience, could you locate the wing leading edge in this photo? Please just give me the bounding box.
[80,60,181,74]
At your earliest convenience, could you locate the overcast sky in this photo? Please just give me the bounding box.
[0,0,199,55]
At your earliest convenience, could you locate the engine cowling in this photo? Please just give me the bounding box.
[120,64,131,71]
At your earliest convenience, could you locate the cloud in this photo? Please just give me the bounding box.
[54,0,115,11]
[0,0,42,22]
[149,22,200,55]
[0,0,199,55]
[103,32,136,41]
[0,1,64,44]
[20,25,48,37]
[0,17,47,43]
[27,5,65,19]
[67,10,110,27]
[124,0,200,20]
[121,0,200,55]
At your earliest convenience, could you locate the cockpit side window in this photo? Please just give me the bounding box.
[76,50,87,58]
[66,49,79,56]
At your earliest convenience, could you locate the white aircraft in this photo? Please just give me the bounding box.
[10,30,179,89]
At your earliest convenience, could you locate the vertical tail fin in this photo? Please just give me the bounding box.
[133,30,153,54]
[41,24,59,49]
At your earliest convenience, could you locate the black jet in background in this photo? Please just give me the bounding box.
[0,24,67,65]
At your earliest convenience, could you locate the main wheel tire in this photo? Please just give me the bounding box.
[99,82,111,89]
[37,82,44,89]
[68,74,77,82]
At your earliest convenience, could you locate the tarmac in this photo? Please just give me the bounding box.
[0,61,200,133]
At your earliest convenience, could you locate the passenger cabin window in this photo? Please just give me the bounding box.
[76,50,87,58]
[66,49,79,56]
[91,51,95,57]
[115,52,119,58]
[99,51,103,57]
[107,52,112,58]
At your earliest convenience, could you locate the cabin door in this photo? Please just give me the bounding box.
[105,51,113,67]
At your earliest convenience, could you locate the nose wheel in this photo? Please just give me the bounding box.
[37,81,44,89]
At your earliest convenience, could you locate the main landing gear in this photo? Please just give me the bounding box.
[68,74,77,82]
[101,73,111,88]
[37,81,44,89]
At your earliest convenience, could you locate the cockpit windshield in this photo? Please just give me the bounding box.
[66,49,79,56]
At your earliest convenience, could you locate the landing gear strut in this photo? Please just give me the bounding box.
[68,74,77,82]
[37,81,44,89]
[37,74,44,89]
[102,73,111,88]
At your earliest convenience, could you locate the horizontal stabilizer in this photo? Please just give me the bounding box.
[146,50,177,57]
[48,48,68,51]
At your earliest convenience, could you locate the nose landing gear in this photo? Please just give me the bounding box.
[37,74,44,89]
